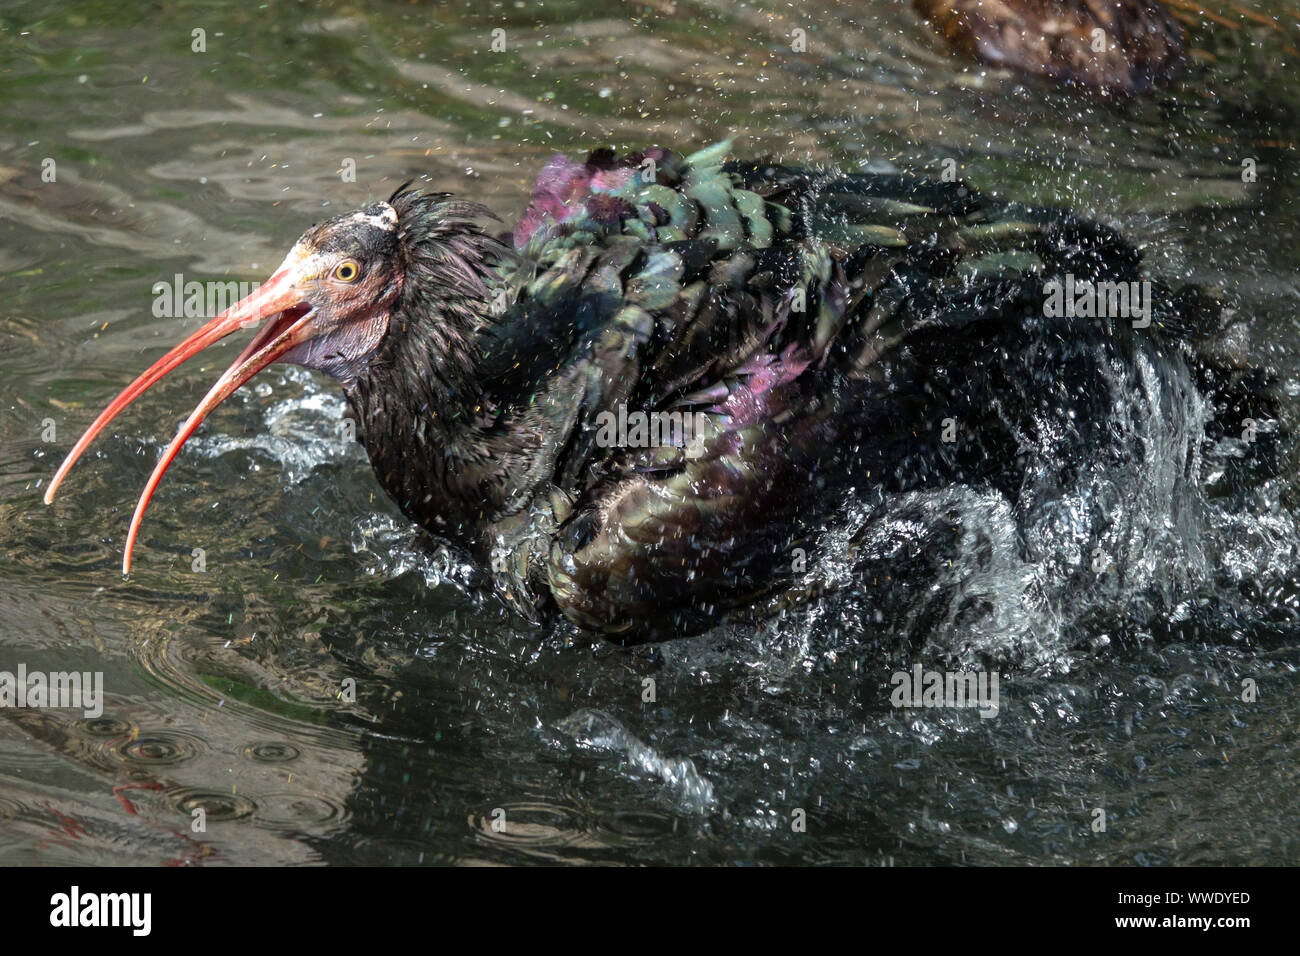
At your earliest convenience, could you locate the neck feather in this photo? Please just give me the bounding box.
[345,193,512,540]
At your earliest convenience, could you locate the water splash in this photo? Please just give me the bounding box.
[558,709,717,813]
[349,512,478,593]
[187,367,364,485]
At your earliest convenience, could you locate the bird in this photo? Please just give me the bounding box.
[914,0,1187,93]
[43,141,1275,643]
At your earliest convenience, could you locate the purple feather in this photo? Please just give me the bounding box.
[717,346,813,426]
[513,147,672,249]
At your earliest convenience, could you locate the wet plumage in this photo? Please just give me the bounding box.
[49,142,1278,643]
[343,143,1273,640]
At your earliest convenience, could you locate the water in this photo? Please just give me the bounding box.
[2,0,1299,865]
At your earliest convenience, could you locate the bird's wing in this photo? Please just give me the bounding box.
[489,144,1232,638]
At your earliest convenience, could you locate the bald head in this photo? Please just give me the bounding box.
[304,201,401,261]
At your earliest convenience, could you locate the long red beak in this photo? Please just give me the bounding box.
[44,268,318,575]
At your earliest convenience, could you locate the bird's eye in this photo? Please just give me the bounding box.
[333,260,361,282]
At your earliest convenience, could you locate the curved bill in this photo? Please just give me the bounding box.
[44,268,316,575]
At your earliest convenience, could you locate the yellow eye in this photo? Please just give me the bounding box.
[334,260,360,282]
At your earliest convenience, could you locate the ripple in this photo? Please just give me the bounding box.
[134,629,251,712]
[134,626,349,745]
[0,794,26,821]
[3,711,125,774]
[470,801,583,848]
[167,788,257,823]
[594,809,678,847]
[73,716,133,738]
[254,792,343,830]
[0,744,60,773]
[111,730,205,768]
[241,741,300,763]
